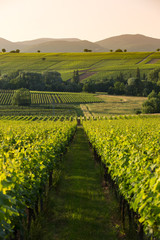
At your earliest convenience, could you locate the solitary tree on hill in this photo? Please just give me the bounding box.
[115,49,123,52]
[2,48,6,53]
[84,49,92,52]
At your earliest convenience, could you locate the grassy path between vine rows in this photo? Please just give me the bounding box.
[31,126,121,240]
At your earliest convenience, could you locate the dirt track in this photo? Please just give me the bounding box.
[79,71,96,81]
[146,58,160,64]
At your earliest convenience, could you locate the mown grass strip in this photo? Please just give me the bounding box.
[31,126,118,240]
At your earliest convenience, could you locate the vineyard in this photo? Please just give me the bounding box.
[0,119,77,239]
[83,117,160,239]
[0,115,160,239]
[0,90,102,105]
[0,52,160,81]
[0,115,75,121]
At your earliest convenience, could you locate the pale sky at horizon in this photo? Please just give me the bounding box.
[0,0,160,42]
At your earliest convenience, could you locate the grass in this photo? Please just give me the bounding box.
[86,94,147,116]
[30,126,120,240]
[0,52,160,81]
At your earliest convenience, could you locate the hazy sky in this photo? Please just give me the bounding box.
[0,0,160,42]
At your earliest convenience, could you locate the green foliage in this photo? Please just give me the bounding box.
[142,90,160,113]
[10,49,20,53]
[0,120,77,238]
[114,81,125,95]
[83,49,92,52]
[0,90,102,106]
[12,88,31,106]
[0,52,160,96]
[147,68,160,82]
[83,117,160,238]
[83,80,95,93]
[127,77,137,86]
[136,67,140,80]
[71,70,80,84]
[115,49,123,52]
[43,71,62,90]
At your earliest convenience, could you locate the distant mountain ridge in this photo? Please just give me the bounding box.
[96,34,160,52]
[0,34,160,52]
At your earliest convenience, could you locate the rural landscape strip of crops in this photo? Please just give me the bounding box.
[0,119,77,239]
[0,114,160,239]
[0,90,102,105]
[83,117,160,238]
[0,52,160,81]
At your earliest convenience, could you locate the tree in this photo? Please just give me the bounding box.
[148,68,160,82]
[84,49,92,52]
[114,81,125,95]
[142,90,160,113]
[12,88,31,106]
[127,77,143,96]
[110,49,113,52]
[136,67,141,80]
[142,73,146,80]
[83,80,95,93]
[71,70,80,84]
[148,90,157,99]
[37,50,41,53]
[124,49,127,52]
[156,48,160,52]
[43,71,62,91]
[115,49,123,52]
[15,49,20,53]
[2,48,6,53]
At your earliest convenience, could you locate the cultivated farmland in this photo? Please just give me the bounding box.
[0,90,102,105]
[0,52,160,81]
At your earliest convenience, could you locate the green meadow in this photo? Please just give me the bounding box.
[0,52,160,81]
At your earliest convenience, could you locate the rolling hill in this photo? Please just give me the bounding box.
[1,34,160,53]
[0,52,160,81]
[0,38,107,53]
[96,34,160,52]
[21,40,107,53]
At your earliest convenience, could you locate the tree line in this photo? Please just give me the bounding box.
[1,67,160,97]
[83,68,160,97]
[0,70,82,92]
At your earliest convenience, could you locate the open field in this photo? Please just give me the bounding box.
[0,52,160,81]
[85,94,147,116]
